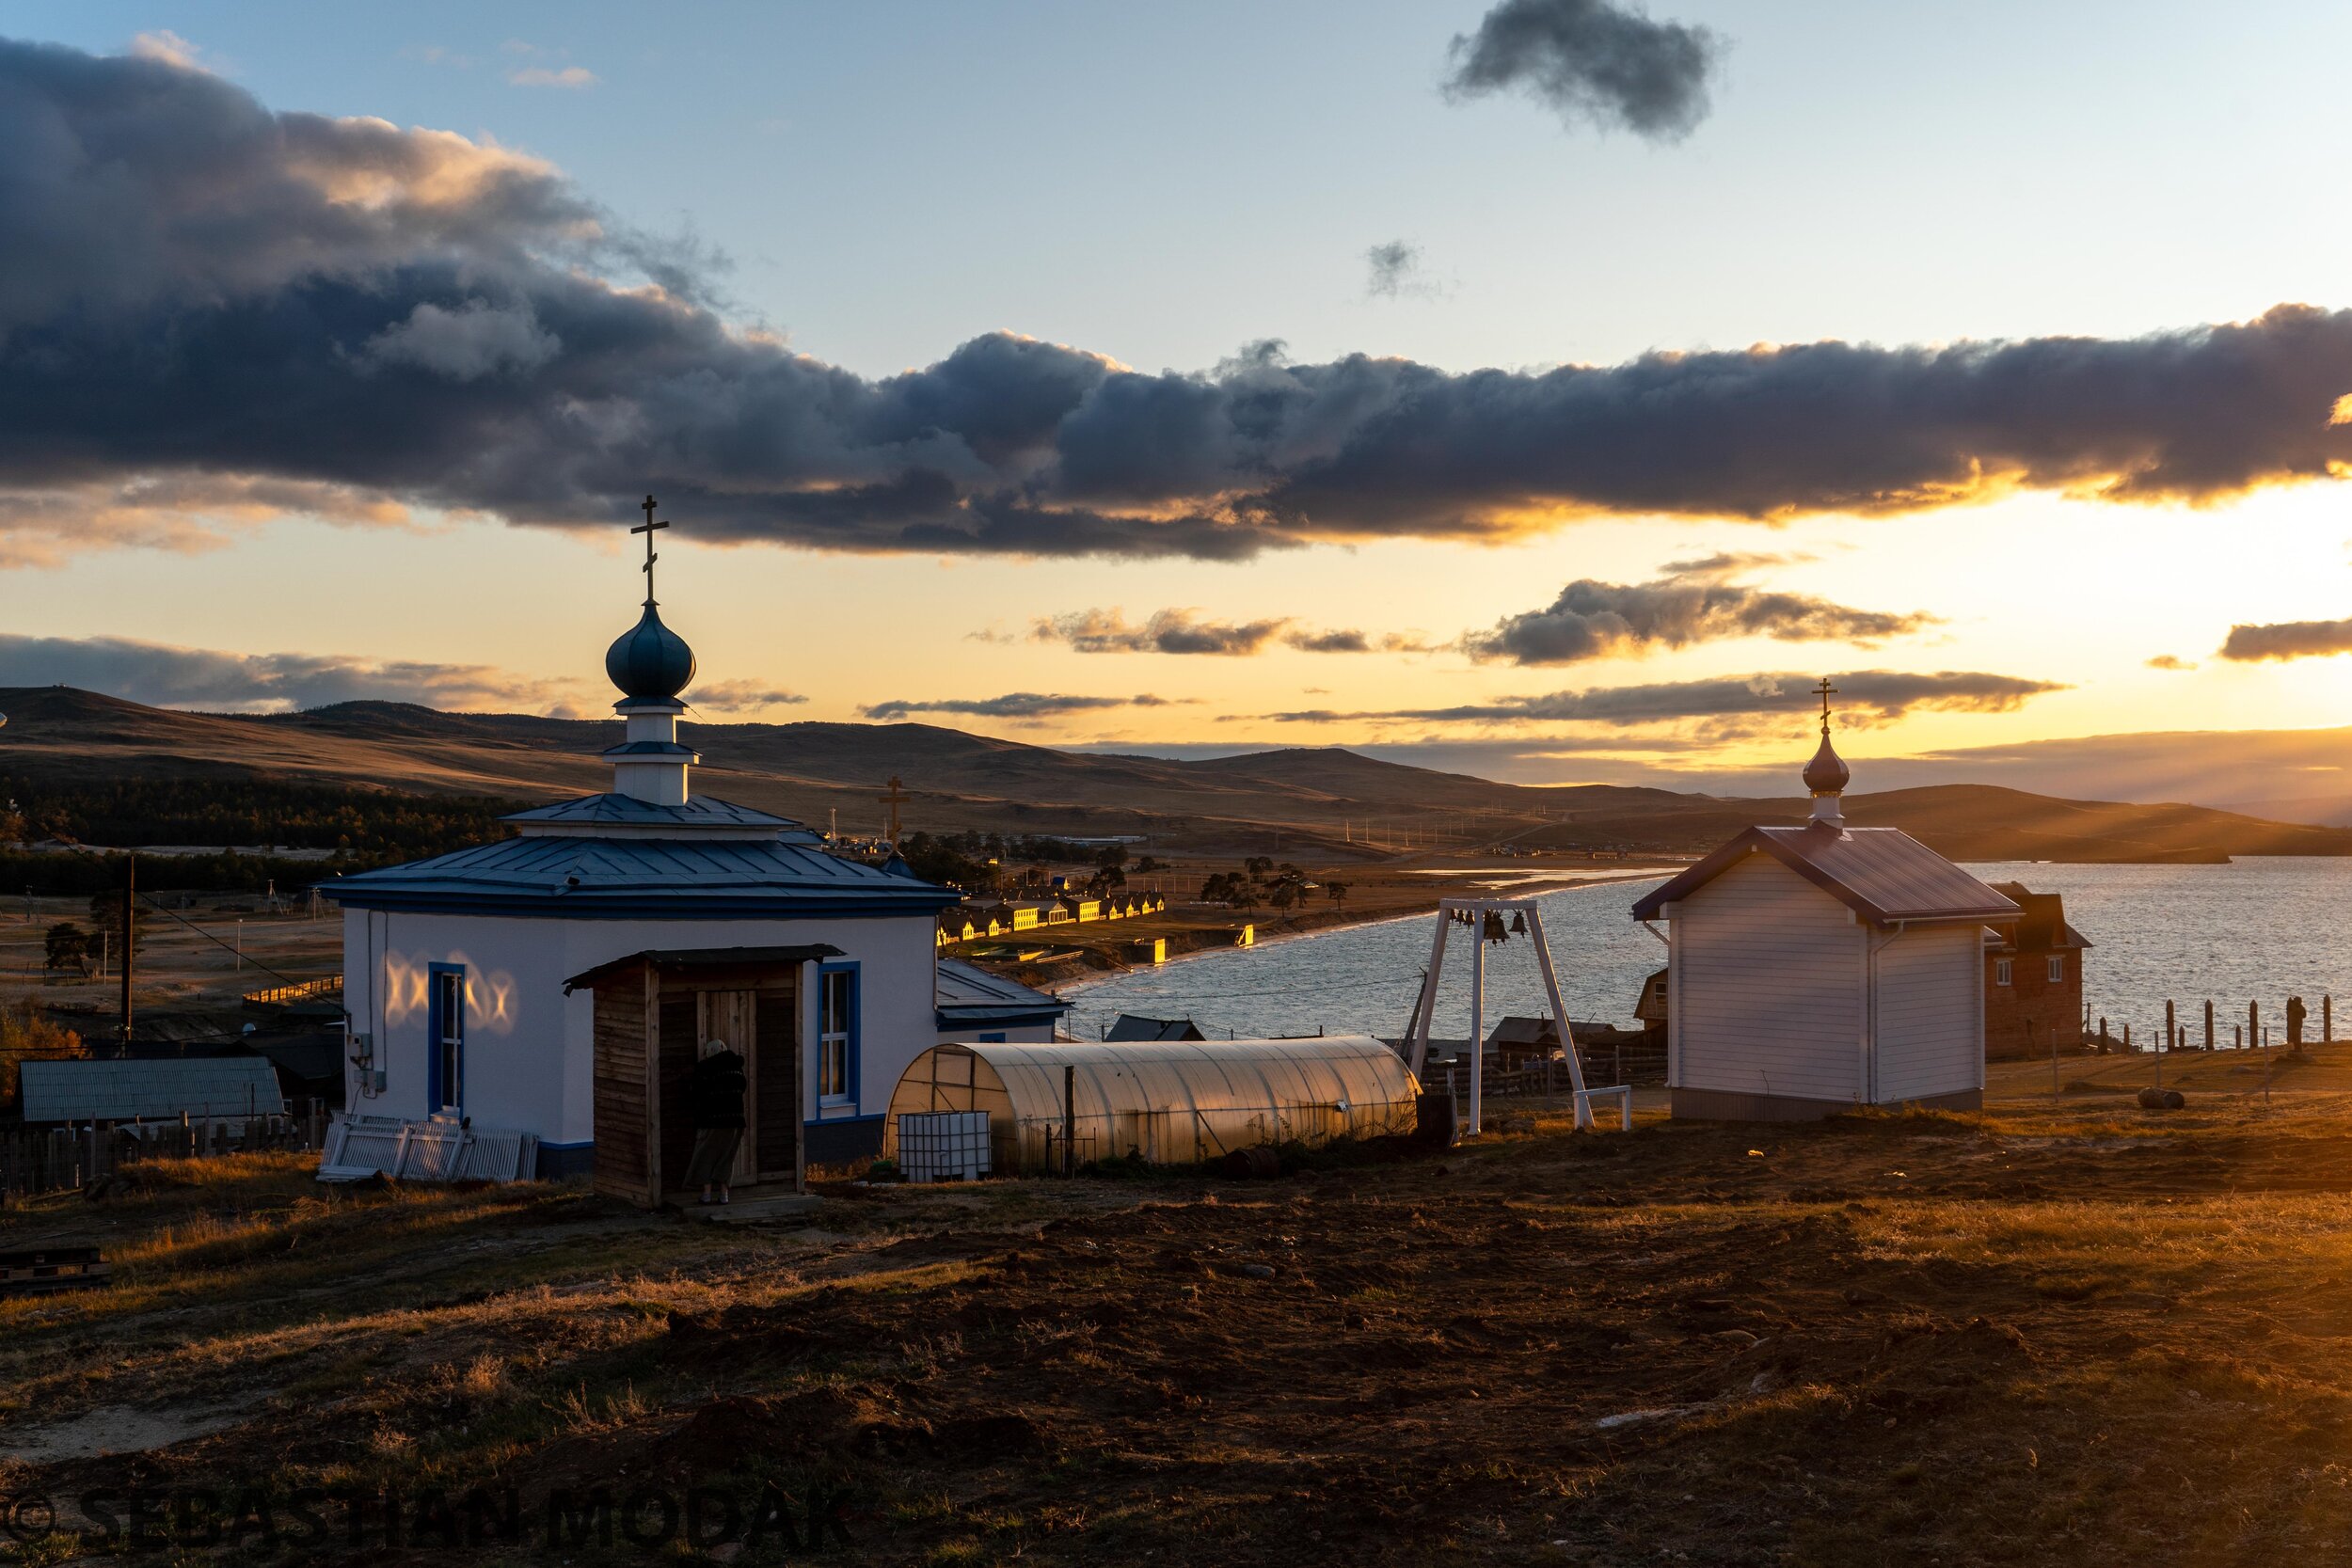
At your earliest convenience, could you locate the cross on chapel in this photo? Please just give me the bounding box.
[633,494,668,603]
[1814,676,1838,737]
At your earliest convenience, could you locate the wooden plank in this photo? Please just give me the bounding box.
[590,974,652,1204]
[755,986,799,1185]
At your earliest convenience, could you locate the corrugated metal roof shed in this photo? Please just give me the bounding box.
[20,1056,286,1124]
[1104,1014,1206,1042]
[1631,824,2021,927]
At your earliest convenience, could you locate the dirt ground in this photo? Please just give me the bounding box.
[13,1062,2352,1563]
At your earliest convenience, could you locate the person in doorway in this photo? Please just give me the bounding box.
[685,1037,747,1205]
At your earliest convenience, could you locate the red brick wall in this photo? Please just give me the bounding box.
[1985,947,2083,1060]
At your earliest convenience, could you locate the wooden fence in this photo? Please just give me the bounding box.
[0,1100,332,1202]
[1419,1038,1669,1101]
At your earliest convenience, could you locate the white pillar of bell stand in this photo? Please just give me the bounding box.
[1406,911,1452,1080]
[1470,913,1486,1135]
[1405,896,1631,1136]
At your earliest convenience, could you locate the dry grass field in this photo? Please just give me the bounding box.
[10,1060,2352,1562]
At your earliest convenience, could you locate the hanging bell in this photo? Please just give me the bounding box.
[1510,911,1528,935]
[1483,911,1507,943]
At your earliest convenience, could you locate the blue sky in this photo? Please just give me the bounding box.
[7,3,2352,796]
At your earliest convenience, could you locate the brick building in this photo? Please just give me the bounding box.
[1982,881,2090,1059]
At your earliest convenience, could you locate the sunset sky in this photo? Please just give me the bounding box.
[7,2,2352,799]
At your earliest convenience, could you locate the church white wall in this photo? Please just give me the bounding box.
[938,1022,1058,1046]
[340,908,941,1149]
[1871,923,1984,1102]
[1671,854,1864,1103]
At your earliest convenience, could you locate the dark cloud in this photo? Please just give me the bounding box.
[1285,628,1436,654]
[684,681,808,712]
[858,692,1179,721]
[1026,607,1431,656]
[1464,557,1934,664]
[1442,0,1721,140]
[1365,241,1439,300]
[11,40,2352,569]
[0,633,571,711]
[1031,609,1289,657]
[1256,670,2066,727]
[2217,618,2352,662]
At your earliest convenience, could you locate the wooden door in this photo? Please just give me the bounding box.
[699,990,757,1183]
[753,986,801,1185]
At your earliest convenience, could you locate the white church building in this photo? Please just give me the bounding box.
[1630,684,2022,1121]
[326,506,982,1180]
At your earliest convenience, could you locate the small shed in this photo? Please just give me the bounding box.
[562,943,838,1207]
[1104,1013,1206,1042]
[884,1036,1419,1174]
[19,1056,286,1131]
[1630,714,2020,1121]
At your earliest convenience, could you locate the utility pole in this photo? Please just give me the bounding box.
[119,852,135,1050]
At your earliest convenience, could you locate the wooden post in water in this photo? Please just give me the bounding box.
[2205,1000,2215,1052]
[2166,1001,2175,1055]
[2250,1000,2260,1057]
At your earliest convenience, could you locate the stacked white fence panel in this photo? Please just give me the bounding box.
[316,1113,541,1184]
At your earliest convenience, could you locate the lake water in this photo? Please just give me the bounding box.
[1061,858,2352,1047]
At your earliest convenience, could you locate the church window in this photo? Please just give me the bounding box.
[818,964,858,1105]
[429,964,466,1112]
[1994,958,2012,987]
[2047,955,2064,983]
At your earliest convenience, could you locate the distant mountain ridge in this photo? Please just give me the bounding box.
[1,686,2345,863]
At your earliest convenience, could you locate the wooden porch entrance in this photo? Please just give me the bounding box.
[565,943,840,1208]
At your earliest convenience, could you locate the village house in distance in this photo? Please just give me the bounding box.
[326,503,1061,1192]
[1983,881,2091,1057]
[1630,682,2025,1120]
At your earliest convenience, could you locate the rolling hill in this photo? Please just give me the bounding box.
[2,686,2347,863]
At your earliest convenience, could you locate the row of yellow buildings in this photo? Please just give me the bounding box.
[936,890,1170,946]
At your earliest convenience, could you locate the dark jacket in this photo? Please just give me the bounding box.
[688,1049,748,1131]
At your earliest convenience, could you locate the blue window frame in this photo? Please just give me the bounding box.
[426,962,466,1113]
[817,961,860,1110]
[979,1032,1007,1044]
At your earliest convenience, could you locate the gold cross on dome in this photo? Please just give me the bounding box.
[1813,676,1838,736]
[631,494,668,601]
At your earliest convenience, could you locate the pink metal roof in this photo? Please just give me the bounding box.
[1631,824,2023,927]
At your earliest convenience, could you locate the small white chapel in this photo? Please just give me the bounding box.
[326,501,977,1184]
[1629,680,2022,1120]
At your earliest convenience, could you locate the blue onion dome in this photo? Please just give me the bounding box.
[1803,732,1851,796]
[605,602,696,701]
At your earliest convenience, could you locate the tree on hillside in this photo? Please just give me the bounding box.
[1325,881,1348,909]
[43,922,90,976]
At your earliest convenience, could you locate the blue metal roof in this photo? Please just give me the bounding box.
[502,793,810,833]
[324,831,957,918]
[936,957,1069,1029]
[21,1056,286,1124]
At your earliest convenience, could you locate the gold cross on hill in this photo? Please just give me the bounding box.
[1814,675,1838,737]
[632,494,668,602]
[880,775,908,842]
